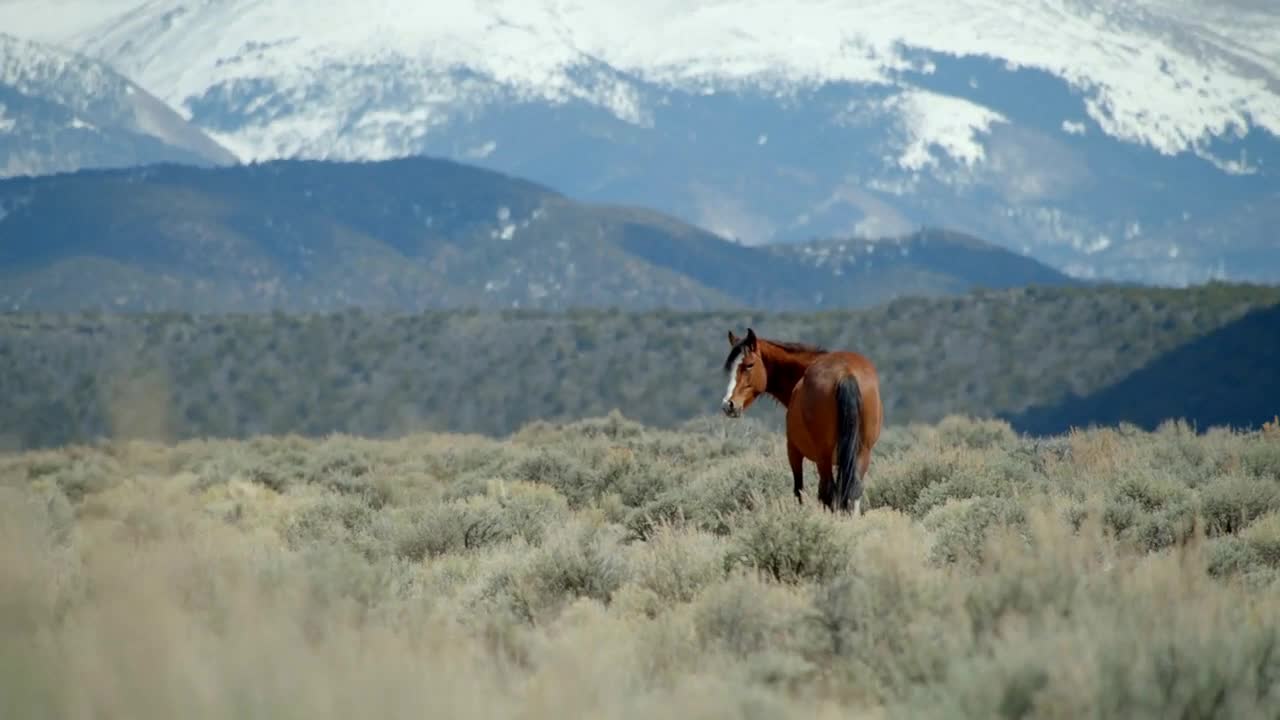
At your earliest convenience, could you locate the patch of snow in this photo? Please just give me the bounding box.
[1082,235,1111,255]
[867,176,914,196]
[1193,145,1259,175]
[1061,120,1087,135]
[881,89,1007,171]
[464,140,497,158]
[2,0,1275,161]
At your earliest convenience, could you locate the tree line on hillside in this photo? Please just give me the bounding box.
[0,283,1276,450]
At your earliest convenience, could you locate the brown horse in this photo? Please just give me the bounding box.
[721,328,883,514]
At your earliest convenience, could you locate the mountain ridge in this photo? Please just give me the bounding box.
[0,154,1082,313]
[0,31,236,178]
[1,1,1277,285]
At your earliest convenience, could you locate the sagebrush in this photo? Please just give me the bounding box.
[3,412,1279,718]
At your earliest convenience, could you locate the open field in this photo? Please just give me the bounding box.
[4,413,1280,718]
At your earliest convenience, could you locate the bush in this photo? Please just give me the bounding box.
[1199,473,1280,535]
[724,501,845,584]
[1103,470,1197,551]
[8,413,1280,719]
[1242,512,1280,568]
[519,519,631,619]
[628,524,725,606]
[867,444,961,516]
[393,480,571,561]
[922,497,1026,567]
[934,415,1018,451]
[692,573,805,658]
[626,456,788,538]
[912,450,1042,517]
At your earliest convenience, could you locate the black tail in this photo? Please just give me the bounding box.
[835,374,863,513]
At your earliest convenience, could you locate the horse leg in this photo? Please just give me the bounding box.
[788,441,805,504]
[817,460,835,511]
[853,448,872,516]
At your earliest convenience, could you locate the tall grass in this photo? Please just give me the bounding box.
[2,413,1279,718]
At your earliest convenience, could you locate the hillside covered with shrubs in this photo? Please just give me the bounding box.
[2,282,1278,450]
[4,413,1279,718]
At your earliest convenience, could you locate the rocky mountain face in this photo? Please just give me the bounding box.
[0,32,236,178]
[1,0,1275,286]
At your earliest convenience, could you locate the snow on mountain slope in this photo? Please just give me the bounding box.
[0,31,237,177]
[1,0,1277,285]
[5,0,1276,159]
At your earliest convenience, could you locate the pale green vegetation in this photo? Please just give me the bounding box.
[4,413,1280,718]
[4,281,1279,450]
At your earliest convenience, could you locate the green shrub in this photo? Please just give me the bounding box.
[626,456,788,538]
[922,497,1026,567]
[282,494,381,556]
[934,415,1018,451]
[509,448,599,508]
[1198,473,1280,535]
[724,502,845,584]
[1242,512,1280,567]
[27,450,120,503]
[912,451,1041,517]
[392,481,570,562]
[520,519,631,617]
[692,573,803,658]
[866,445,960,516]
[1240,441,1280,481]
[629,524,726,605]
[1103,470,1197,551]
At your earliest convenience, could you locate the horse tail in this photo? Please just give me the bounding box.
[835,373,863,512]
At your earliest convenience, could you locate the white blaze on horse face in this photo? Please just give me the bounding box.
[722,356,743,405]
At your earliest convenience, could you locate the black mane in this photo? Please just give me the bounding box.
[723,336,826,372]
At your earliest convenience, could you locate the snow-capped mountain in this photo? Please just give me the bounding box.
[2,0,1277,285]
[0,32,236,178]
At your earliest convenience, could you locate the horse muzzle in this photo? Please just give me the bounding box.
[721,400,741,418]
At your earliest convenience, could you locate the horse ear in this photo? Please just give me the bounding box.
[727,330,739,346]
[745,328,757,349]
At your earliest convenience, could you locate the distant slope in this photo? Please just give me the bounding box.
[0,156,1078,313]
[766,228,1084,303]
[0,33,236,178]
[1007,303,1280,435]
[1,283,1276,450]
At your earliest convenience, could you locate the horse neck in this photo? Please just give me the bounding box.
[760,341,820,406]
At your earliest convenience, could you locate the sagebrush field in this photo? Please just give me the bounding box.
[4,412,1280,718]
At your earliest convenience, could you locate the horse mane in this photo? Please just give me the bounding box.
[723,336,827,372]
[769,339,828,355]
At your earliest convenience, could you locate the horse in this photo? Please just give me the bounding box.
[720,328,883,515]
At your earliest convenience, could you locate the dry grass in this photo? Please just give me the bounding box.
[3,412,1280,719]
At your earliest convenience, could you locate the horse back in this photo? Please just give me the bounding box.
[800,350,882,437]
[804,350,878,390]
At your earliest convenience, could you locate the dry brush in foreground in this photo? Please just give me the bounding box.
[3,413,1280,718]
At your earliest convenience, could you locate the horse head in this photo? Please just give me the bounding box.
[722,328,767,417]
